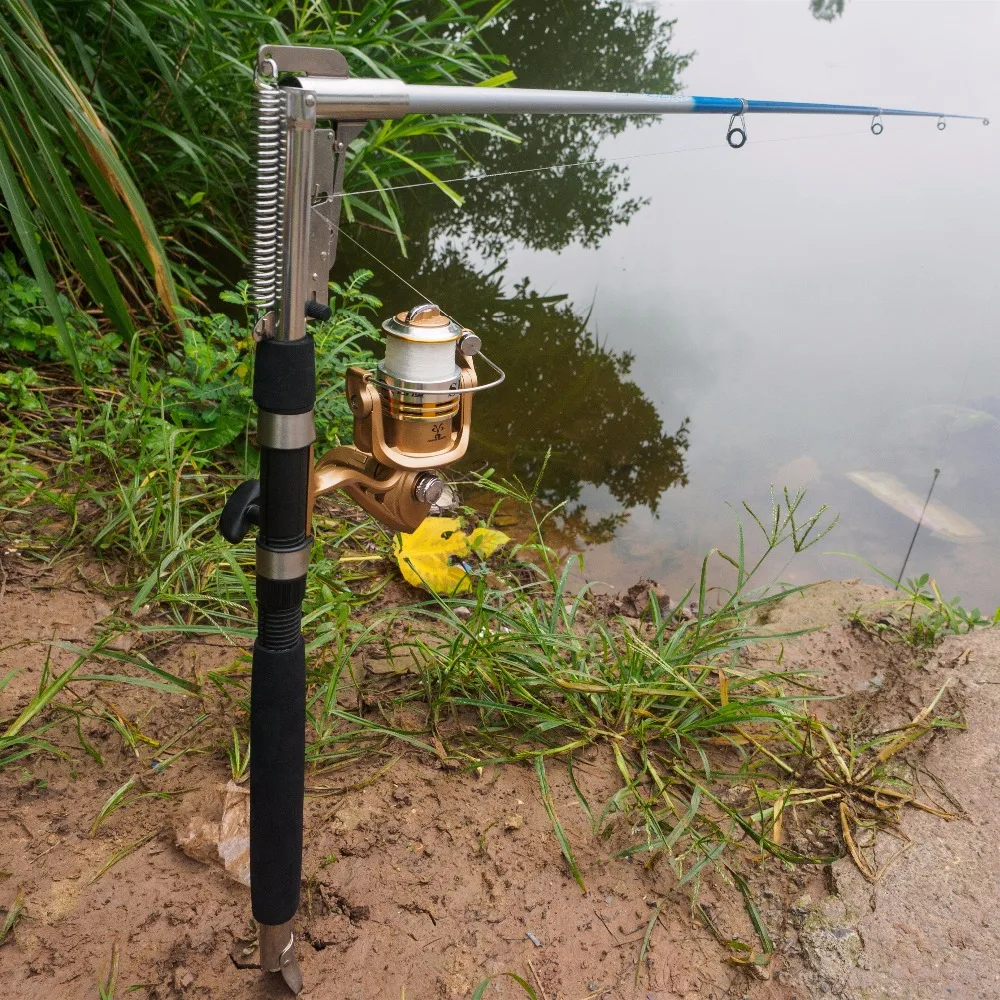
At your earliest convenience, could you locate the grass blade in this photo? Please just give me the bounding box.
[535,755,585,892]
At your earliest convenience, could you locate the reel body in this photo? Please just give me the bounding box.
[311,304,482,533]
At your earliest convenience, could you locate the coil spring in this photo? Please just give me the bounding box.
[252,84,284,309]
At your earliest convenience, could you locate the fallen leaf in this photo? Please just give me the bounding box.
[393,517,510,593]
[467,526,510,560]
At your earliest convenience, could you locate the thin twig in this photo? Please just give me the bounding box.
[527,959,550,1000]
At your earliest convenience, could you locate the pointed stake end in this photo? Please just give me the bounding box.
[259,921,303,997]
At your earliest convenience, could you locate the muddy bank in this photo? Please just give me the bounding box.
[0,576,994,999]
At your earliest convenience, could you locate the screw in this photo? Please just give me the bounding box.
[304,94,316,108]
[458,332,482,357]
[350,395,360,411]
[336,141,345,152]
[413,474,446,505]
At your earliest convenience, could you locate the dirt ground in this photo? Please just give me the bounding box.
[1,569,996,1000]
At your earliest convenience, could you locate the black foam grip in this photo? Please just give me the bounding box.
[253,336,316,414]
[250,638,305,926]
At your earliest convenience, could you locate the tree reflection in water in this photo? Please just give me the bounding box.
[335,1,695,545]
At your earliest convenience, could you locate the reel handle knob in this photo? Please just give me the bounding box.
[219,479,261,543]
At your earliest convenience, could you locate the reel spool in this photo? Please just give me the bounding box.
[311,303,503,533]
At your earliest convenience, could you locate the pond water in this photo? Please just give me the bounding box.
[337,1,1000,609]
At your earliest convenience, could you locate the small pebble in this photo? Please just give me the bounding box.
[504,813,524,832]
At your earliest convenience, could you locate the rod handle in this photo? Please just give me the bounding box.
[250,637,305,926]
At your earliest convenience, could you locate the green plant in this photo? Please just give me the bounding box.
[471,974,537,999]
[836,556,1000,647]
[97,941,119,999]
[227,727,251,784]
[0,252,125,381]
[0,888,24,946]
[0,0,180,373]
[1,0,517,366]
[294,480,957,899]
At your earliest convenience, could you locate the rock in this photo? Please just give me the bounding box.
[621,578,671,619]
[174,781,250,886]
[797,895,863,992]
[503,813,524,832]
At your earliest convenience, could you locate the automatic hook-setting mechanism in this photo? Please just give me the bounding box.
[217,43,988,994]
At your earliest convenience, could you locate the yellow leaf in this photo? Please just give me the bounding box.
[467,526,510,560]
[393,517,472,593]
[393,518,511,594]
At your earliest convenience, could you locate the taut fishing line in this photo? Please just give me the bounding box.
[331,126,875,359]
[338,125,872,199]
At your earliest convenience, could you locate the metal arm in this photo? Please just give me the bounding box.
[292,74,989,124]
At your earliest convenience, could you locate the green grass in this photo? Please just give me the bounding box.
[1,0,519,360]
[838,555,1000,646]
[0,264,979,923]
[0,410,968,912]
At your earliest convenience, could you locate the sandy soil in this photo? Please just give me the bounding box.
[0,569,994,1000]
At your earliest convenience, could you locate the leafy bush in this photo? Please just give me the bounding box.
[165,271,381,452]
[0,252,124,384]
[0,0,515,374]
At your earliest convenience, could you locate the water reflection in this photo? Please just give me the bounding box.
[432,1,692,257]
[334,1,998,610]
[335,0,695,540]
[339,234,692,542]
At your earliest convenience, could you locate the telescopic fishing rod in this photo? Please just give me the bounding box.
[217,43,988,995]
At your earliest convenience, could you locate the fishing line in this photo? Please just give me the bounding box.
[896,468,940,588]
[337,127,871,200]
[329,126,871,330]
[337,226,439,307]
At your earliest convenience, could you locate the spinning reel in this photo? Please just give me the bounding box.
[311,303,502,533]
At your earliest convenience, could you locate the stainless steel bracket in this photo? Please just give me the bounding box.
[309,121,364,307]
[257,44,349,79]
[256,44,362,310]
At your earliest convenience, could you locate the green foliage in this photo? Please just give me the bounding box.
[0,0,516,368]
[0,0,181,372]
[842,557,1000,647]
[0,252,124,384]
[437,0,692,255]
[164,271,381,452]
[313,272,382,449]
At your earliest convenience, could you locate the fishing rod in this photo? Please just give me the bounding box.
[217,43,988,995]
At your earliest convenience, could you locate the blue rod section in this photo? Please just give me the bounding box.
[691,96,986,120]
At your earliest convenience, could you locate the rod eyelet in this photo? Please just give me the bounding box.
[726,112,747,149]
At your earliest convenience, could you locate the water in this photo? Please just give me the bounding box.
[335,1,1000,609]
